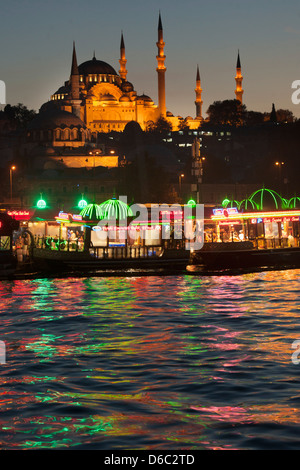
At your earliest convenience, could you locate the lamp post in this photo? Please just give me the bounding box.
[179,173,184,198]
[10,165,16,204]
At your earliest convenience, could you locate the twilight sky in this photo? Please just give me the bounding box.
[1,0,300,119]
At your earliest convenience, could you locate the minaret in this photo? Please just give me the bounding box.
[69,42,81,118]
[156,13,167,117]
[235,51,244,104]
[119,32,128,81]
[195,65,203,120]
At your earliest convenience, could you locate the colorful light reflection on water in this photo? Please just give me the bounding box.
[0,270,300,449]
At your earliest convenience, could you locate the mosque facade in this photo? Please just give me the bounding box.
[39,14,211,134]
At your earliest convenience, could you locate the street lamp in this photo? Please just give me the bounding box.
[179,173,184,196]
[10,165,16,203]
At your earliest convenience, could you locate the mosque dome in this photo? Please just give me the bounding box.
[139,94,153,103]
[78,57,118,76]
[100,93,118,102]
[137,94,153,103]
[28,108,86,130]
[119,95,131,102]
[53,85,70,96]
[121,81,134,93]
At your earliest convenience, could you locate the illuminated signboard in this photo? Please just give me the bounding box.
[219,220,241,226]
[213,207,239,217]
[56,212,83,222]
[7,210,33,221]
[72,214,83,222]
[283,217,300,222]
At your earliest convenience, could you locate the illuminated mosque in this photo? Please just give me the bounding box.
[36,13,237,134]
[26,13,244,161]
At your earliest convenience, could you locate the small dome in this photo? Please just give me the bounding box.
[137,94,153,103]
[28,108,86,130]
[121,81,134,93]
[119,95,130,102]
[53,85,70,95]
[78,57,117,76]
[100,93,118,102]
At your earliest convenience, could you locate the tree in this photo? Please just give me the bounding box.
[146,116,172,137]
[275,109,294,123]
[178,118,190,132]
[206,99,247,127]
[4,103,36,128]
[244,110,265,126]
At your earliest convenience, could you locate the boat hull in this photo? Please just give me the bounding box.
[187,243,300,274]
[32,247,189,274]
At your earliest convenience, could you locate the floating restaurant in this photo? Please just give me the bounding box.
[1,187,300,276]
[206,188,300,248]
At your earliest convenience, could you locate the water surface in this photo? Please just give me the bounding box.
[0,270,299,450]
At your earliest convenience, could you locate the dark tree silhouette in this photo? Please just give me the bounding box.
[206,99,247,127]
[4,103,36,128]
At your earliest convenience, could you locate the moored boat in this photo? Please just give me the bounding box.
[187,203,300,274]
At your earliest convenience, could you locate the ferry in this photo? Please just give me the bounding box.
[8,190,300,276]
[25,200,192,275]
[187,203,300,274]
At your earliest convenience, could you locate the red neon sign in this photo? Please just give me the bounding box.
[7,210,33,221]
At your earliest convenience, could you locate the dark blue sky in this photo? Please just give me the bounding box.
[1,0,300,118]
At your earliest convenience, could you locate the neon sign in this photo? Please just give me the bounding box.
[7,210,32,221]
[213,207,239,216]
[56,212,83,222]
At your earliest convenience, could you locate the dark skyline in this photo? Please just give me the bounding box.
[1,0,300,119]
